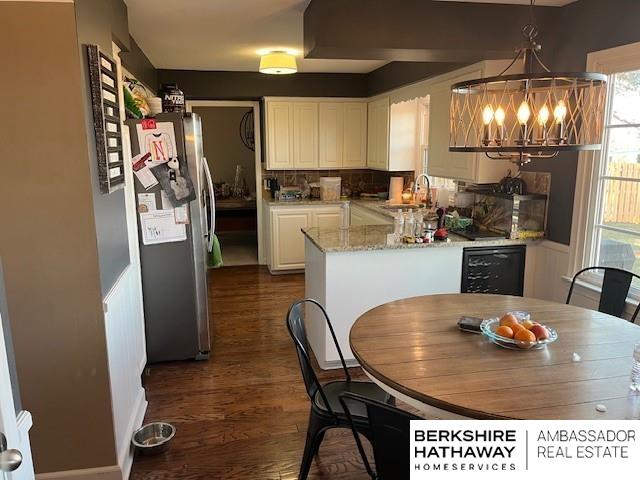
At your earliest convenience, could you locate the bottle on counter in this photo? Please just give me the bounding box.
[340,201,351,230]
[403,209,415,237]
[414,212,425,237]
[393,209,404,239]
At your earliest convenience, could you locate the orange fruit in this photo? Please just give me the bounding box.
[495,325,514,339]
[499,314,519,327]
[514,328,536,343]
[521,320,535,330]
[511,323,526,334]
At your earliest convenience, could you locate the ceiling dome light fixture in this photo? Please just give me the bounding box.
[259,51,297,75]
[449,0,607,165]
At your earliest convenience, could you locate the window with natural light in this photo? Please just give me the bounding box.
[591,69,640,285]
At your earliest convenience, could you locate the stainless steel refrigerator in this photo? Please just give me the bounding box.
[127,112,214,363]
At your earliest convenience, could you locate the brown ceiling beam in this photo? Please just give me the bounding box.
[304,0,560,63]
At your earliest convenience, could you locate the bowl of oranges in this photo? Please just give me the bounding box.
[480,312,557,350]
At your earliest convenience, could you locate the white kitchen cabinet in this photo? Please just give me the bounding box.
[269,208,312,271]
[319,103,344,168]
[267,203,343,272]
[367,97,390,170]
[264,98,367,170]
[313,207,343,230]
[426,63,514,182]
[343,103,368,168]
[266,101,293,169]
[293,102,319,168]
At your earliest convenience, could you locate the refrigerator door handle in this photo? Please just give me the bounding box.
[202,157,216,253]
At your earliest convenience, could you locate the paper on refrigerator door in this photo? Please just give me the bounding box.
[131,152,158,189]
[137,193,156,213]
[174,205,189,224]
[136,122,178,166]
[140,210,187,245]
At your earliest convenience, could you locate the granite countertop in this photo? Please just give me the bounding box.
[351,199,435,219]
[302,224,535,253]
[265,198,347,206]
[266,197,435,219]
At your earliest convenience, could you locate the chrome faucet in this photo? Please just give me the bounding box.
[413,173,431,208]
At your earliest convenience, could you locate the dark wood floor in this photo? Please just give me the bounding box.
[130,266,371,480]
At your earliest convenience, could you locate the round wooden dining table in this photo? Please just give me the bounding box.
[350,293,640,420]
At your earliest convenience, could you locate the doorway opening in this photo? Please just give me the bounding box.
[187,101,263,267]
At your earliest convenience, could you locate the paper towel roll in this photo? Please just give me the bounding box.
[389,177,404,204]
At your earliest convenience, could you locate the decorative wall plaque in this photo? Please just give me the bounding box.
[87,44,125,194]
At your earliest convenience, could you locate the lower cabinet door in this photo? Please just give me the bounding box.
[314,210,343,230]
[271,210,311,270]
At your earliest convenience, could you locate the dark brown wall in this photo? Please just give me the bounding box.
[108,0,129,50]
[521,0,640,245]
[367,61,467,96]
[121,35,158,91]
[0,1,116,472]
[157,69,368,99]
[157,64,471,101]
[304,0,559,62]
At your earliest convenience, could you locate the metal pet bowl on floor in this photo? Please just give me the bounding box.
[132,422,175,455]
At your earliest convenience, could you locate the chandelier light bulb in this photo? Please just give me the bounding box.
[482,105,494,125]
[537,104,550,126]
[494,107,506,126]
[554,100,567,123]
[517,101,531,125]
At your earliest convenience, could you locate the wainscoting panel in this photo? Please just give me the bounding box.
[103,264,147,478]
[529,241,571,304]
[530,240,638,320]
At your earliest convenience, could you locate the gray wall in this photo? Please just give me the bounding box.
[0,1,117,472]
[75,0,131,295]
[193,107,257,193]
[521,0,640,244]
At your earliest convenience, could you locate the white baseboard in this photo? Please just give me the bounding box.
[119,389,148,480]
[36,466,121,480]
[14,411,35,480]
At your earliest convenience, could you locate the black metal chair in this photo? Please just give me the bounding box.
[566,266,640,323]
[339,392,421,480]
[286,299,394,480]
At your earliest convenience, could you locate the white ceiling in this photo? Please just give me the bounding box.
[124,0,387,73]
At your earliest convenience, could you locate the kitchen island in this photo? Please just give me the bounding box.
[303,224,538,369]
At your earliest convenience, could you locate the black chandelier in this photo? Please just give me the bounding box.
[449,0,607,165]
